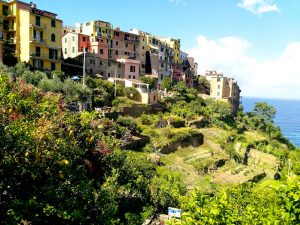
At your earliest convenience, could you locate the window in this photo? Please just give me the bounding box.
[72,36,75,41]
[51,19,56,28]
[217,78,221,82]
[108,61,111,67]
[90,68,93,73]
[72,47,75,53]
[118,74,121,78]
[51,33,56,42]
[218,85,221,89]
[217,91,220,96]
[11,19,14,30]
[64,48,67,54]
[99,60,103,65]
[108,73,111,77]
[125,43,128,48]
[133,45,136,51]
[82,36,86,42]
[33,29,36,39]
[161,63,164,68]
[35,46,41,57]
[161,74,163,80]
[129,75,131,79]
[115,50,119,55]
[130,66,135,72]
[65,38,67,43]
[133,75,136,79]
[142,46,144,49]
[2,5,8,16]
[49,49,58,60]
[51,62,56,71]
[115,32,119,36]
[116,41,118,46]
[100,49,104,54]
[35,16,40,26]
[118,63,121,68]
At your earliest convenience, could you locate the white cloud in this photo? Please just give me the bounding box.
[187,36,300,99]
[238,0,280,15]
[168,0,186,6]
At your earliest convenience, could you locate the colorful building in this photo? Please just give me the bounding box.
[0,1,63,70]
[159,37,181,65]
[117,58,140,80]
[205,70,241,113]
[80,20,113,60]
[62,32,91,59]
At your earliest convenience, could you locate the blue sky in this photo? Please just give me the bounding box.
[33,0,300,99]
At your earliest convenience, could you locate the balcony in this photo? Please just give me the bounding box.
[30,52,42,59]
[30,38,46,45]
[2,11,16,17]
[49,55,62,62]
[124,36,139,43]
[29,23,47,30]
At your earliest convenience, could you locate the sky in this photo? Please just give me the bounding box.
[32,0,300,99]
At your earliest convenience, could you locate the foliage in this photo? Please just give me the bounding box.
[140,76,155,90]
[149,167,186,211]
[173,81,188,96]
[198,76,210,95]
[168,178,300,225]
[0,72,168,224]
[162,77,173,91]
[116,116,139,133]
[171,100,204,120]
[124,87,141,101]
[253,102,276,122]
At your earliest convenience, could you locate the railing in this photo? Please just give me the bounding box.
[30,39,46,45]
[30,52,62,61]
[30,52,42,58]
[3,11,15,17]
[124,36,139,43]
[29,23,47,29]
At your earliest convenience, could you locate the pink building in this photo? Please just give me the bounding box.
[172,65,184,81]
[117,58,140,80]
[113,28,139,60]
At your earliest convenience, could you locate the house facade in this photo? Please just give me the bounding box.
[0,0,62,70]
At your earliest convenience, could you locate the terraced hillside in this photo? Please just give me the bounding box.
[144,126,281,192]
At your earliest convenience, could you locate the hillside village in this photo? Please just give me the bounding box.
[1,1,299,225]
[0,0,240,112]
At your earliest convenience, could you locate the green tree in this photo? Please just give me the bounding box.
[173,81,188,96]
[162,77,173,91]
[199,77,210,95]
[140,76,155,90]
[149,167,186,211]
[125,87,141,101]
[253,102,276,122]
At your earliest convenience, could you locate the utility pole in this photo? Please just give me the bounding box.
[114,68,117,98]
[288,159,292,177]
[83,47,86,86]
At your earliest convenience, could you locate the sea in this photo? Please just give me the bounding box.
[242,97,300,148]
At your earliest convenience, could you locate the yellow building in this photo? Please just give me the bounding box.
[205,70,241,114]
[159,37,181,65]
[0,1,62,70]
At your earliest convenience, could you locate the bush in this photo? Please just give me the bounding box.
[117,116,138,133]
[141,113,153,125]
[125,87,141,101]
